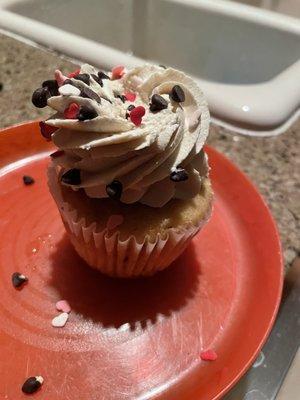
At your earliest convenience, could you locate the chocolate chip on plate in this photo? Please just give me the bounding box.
[61,168,81,185]
[12,272,28,288]
[106,180,123,200]
[42,79,59,96]
[78,105,98,121]
[170,168,189,182]
[23,175,35,185]
[98,71,110,80]
[73,73,90,85]
[31,87,51,108]
[149,94,168,112]
[22,376,44,394]
[170,85,185,103]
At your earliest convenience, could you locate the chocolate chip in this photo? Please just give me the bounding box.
[80,86,101,103]
[170,85,185,103]
[78,105,98,121]
[170,168,188,182]
[31,87,50,108]
[98,71,110,80]
[74,73,90,85]
[23,175,35,185]
[159,64,167,69]
[115,94,126,103]
[61,169,81,185]
[91,74,103,87]
[106,180,123,200]
[149,94,168,112]
[42,79,59,96]
[12,272,28,288]
[22,376,43,394]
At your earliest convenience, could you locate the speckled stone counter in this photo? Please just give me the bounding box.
[0,34,299,268]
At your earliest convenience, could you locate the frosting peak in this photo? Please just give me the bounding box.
[37,64,210,207]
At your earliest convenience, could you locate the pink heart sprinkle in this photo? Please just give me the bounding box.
[55,69,68,86]
[200,349,218,361]
[130,105,146,126]
[64,102,80,119]
[106,215,124,230]
[56,300,71,313]
[124,91,136,102]
[111,65,125,80]
[68,68,81,78]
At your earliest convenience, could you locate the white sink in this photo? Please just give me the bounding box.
[0,0,299,135]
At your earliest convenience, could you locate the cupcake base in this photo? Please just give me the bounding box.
[48,165,213,277]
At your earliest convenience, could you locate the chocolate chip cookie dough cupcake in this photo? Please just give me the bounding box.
[33,64,213,277]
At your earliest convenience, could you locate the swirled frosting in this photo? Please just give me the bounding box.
[45,64,210,207]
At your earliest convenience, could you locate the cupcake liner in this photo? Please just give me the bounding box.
[48,166,211,277]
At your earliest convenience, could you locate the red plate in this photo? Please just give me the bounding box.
[0,122,283,400]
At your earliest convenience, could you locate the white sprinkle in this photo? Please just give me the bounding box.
[59,84,81,96]
[51,312,69,328]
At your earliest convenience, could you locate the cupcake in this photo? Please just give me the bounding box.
[32,64,213,277]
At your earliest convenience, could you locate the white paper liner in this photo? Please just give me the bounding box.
[48,165,211,277]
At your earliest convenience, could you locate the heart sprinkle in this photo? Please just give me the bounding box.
[51,312,69,328]
[130,105,146,126]
[111,65,125,80]
[56,300,71,314]
[124,91,136,102]
[200,350,218,361]
[54,69,68,86]
[68,68,81,78]
[22,376,44,394]
[63,102,80,119]
[12,272,28,289]
[39,121,57,141]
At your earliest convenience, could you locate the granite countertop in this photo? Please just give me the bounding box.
[0,34,299,269]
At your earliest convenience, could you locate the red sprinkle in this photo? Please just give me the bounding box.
[68,68,81,78]
[50,150,65,158]
[200,350,218,361]
[111,65,125,80]
[54,69,67,86]
[124,91,136,102]
[39,121,57,141]
[130,106,145,126]
[64,103,80,119]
